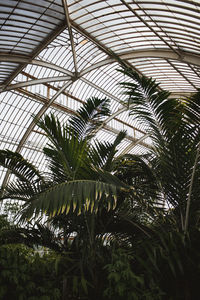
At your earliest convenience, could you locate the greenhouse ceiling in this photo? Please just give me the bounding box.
[0,0,200,186]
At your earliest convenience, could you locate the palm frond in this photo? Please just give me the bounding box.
[103,131,126,171]
[36,113,66,148]
[69,97,110,140]
[19,180,120,222]
[118,68,185,144]
[1,179,51,202]
[89,131,126,171]
[37,114,90,181]
[0,150,44,183]
[89,140,113,169]
[183,90,200,125]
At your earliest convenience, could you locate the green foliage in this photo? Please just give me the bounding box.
[69,96,110,140]
[19,180,119,221]
[104,248,164,300]
[0,150,44,184]
[0,244,61,300]
[54,253,91,299]
[132,228,200,299]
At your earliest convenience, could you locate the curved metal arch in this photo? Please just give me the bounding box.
[0,54,74,77]
[3,48,199,94]
[80,49,200,76]
[4,76,72,91]
[2,49,199,94]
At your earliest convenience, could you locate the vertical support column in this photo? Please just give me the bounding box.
[47,86,50,100]
[62,0,78,76]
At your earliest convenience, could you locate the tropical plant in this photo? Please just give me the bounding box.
[119,68,200,232]
[117,67,200,299]
[0,243,61,300]
[0,95,156,232]
[0,98,125,219]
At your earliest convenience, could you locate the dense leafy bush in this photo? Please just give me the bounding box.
[0,244,61,300]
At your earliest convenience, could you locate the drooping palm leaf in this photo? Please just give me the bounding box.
[19,180,121,222]
[0,150,44,183]
[1,179,51,202]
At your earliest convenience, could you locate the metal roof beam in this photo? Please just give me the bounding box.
[4,76,71,91]
[80,49,200,76]
[80,77,121,103]
[2,49,199,93]
[0,54,73,75]
[119,134,150,156]
[1,49,199,78]
[62,0,78,75]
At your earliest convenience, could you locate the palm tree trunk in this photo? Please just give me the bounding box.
[184,142,200,233]
[62,276,68,300]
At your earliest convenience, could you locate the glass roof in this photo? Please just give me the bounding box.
[0,0,200,187]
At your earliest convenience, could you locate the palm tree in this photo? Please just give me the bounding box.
[0,94,156,228]
[119,68,200,232]
[118,67,200,299]
[0,98,120,217]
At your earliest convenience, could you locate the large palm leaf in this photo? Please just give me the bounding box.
[19,180,120,222]
[69,97,110,140]
[119,68,185,145]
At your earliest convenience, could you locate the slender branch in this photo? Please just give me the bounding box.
[184,142,200,233]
